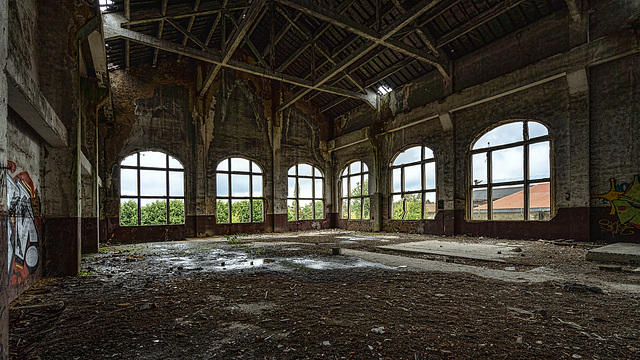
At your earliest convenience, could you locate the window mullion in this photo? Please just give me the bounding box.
[487,150,492,221]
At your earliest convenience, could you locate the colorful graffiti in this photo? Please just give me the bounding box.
[6,161,41,287]
[593,176,640,235]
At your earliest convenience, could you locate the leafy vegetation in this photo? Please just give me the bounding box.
[120,199,185,226]
[217,199,263,223]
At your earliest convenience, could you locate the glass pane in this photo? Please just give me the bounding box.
[288,166,296,175]
[217,174,229,196]
[393,146,421,165]
[391,195,404,220]
[140,170,166,196]
[423,147,434,159]
[363,197,370,219]
[492,185,524,221]
[471,188,488,220]
[529,182,551,221]
[362,163,368,172]
[341,199,349,219]
[362,176,369,196]
[169,199,185,225]
[528,121,548,139]
[252,199,264,222]
[529,141,550,180]
[406,193,422,220]
[342,177,348,197]
[492,146,524,183]
[299,199,313,220]
[425,162,436,190]
[298,164,313,176]
[169,171,184,197]
[473,122,524,150]
[168,156,183,169]
[140,199,167,225]
[231,199,251,223]
[314,167,322,177]
[252,161,262,173]
[287,200,297,221]
[315,179,323,199]
[252,175,263,197]
[392,168,401,193]
[350,162,361,174]
[216,199,229,223]
[231,158,250,172]
[140,151,167,168]
[425,192,436,219]
[341,167,349,177]
[217,159,229,171]
[121,154,137,166]
[404,165,422,192]
[314,200,323,219]
[120,198,138,226]
[231,174,250,197]
[299,178,313,198]
[350,175,361,196]
[472,153,487,186]
[350,198,361,220]
[289,177,297,198]
[121,169,138,196]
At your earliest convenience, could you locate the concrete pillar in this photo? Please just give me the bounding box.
[567,68,590,240]
[0,0,9,354]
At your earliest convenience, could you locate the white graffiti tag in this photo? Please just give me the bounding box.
[7,175,39,273]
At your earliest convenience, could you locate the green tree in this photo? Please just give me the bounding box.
[217,200,229,223]
[231,200,251,223]
[392,193,422,220]
[314,200,324,219]
[120,200,138,226]
[141,200,167,225]
[252,199,263,222]
[288,200,297,221]
[169,199,185,224]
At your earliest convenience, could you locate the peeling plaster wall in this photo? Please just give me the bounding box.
[7,0,38,85]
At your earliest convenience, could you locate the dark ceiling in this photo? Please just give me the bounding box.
[102,0,567,119]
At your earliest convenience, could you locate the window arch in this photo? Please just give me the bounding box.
[470,120,551,221]
[340,161,370,219]
[287,164,324,221]
[216,157,264,223]
[120,151,185,226]
[390,146,436,220]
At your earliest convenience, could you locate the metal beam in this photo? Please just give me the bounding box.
[103,13,372,104]
[200,0,267,98]
[177,0,201,61]
[436,0,525,48]
[277,0,449,80]
[123,2,250,26]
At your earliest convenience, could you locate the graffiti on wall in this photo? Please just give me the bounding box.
[592,176,640,237]
[6,161,41,287]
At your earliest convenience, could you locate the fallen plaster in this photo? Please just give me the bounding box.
[378,240,520,263]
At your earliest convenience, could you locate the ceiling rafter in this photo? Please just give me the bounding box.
[277,0,450,81]
[199,0,268,98]
[226,8,269,68]
[436,0,526,48]
[123,2,250,26]
[176,0,202,61]
[103,12,375,105]
[152,0,169,67]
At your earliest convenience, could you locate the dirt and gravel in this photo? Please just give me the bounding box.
[9,230,640,359]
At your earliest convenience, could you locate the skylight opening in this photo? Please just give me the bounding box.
[99,0,114,12]
[377,84,393,95]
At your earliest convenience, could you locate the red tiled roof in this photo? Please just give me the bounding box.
[475,183,550,210]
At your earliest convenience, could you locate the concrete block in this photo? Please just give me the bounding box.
[586,243,640,264]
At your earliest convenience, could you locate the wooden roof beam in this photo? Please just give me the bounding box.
[123,2,250,26]
[176,0,202,61]
[200,0,267,98]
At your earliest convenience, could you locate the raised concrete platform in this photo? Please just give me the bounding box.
[586,243,640,265]
[378,240,519,263]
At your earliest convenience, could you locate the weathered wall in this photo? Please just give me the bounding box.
[589,53,640,243]
[0,0,9,355]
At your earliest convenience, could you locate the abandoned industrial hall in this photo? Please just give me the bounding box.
[1,0,640,358]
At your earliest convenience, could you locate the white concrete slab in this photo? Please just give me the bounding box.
[586,243,640,264]
[378,240,519,262]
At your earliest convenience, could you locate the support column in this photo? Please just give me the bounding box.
[0,0,9,355]
[567,68,590,241]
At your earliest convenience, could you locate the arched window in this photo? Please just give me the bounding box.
[216,158,264,223]
[340,161,370,219]
[470,121,551,221]
[287,164,324,221]
[390,146,436,220]
[120,151,185,226]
